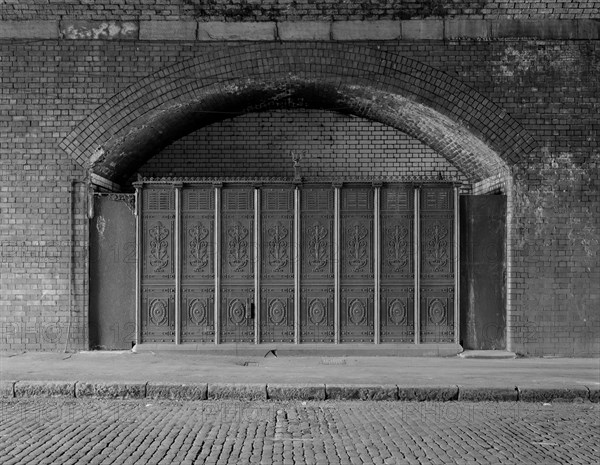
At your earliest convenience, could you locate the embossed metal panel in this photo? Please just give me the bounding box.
[420,186,455,343]
[220,186,255,343]
[181,187,215,343]
[380,185,414,343]
[341,187,374,343]
[141,187,176,342]
[260,187,295,342]
[300,186,335,343]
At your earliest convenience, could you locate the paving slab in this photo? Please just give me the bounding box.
[1,351,598,402]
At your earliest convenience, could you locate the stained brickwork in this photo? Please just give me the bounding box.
[138,110,469,184]
[1,1,598,21]
[61,43,533,186]
[0,23,598,354]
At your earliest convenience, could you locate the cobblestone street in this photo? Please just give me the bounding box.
[1,399,598,464]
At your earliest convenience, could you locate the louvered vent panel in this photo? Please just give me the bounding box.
[263,190,293,211]
[185,189,214,211]
[302,189,333,211]
[146,189,173,211]
[424,189,450,210]
[344,189,371,210]
[225,190,252,211]
[384,189,409,211]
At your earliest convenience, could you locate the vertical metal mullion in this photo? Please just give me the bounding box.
[414,186,421,345]
[294,185,301,344]
[453,186,460,345]
[254,186,261,345]
[133,182,142,346]
[334,183,341,344]
[214,184,221,345]
[174,183,182,345]
[373,183,381,344]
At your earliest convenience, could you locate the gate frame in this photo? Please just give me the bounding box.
[133,177,462,348]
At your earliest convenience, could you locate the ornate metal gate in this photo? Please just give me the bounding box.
[135,179,459,346]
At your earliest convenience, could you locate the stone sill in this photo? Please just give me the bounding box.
[0,19,597,41]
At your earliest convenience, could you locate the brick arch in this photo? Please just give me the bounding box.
[61,43,536,186]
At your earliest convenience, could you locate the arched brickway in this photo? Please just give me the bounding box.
[61,43,536,186]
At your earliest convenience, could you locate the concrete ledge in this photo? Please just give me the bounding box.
[398,386,459,402]
[60,21,138,40]
[198,22,276,41]
[1,19,597,41]
[76,382,146,399]
[401,19,443,40]
[518,386,590,403]
[578,20,600,40]
[278,21,330,41]
[1,381,15,398]
[15,381,75,398]
[268,384,325,401]
[140,21,196,41]
[326,384,398,401]
[445,19,490,39]
[492,19,579,40]
[208,383,267,400]
[458,386,518,402]
[146,383,208,401]
[0,20,58,39]
[588,386,600,403]
[332,20,400,41]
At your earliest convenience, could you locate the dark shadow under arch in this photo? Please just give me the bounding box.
[61,43,536,186]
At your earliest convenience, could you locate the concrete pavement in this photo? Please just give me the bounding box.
[1,350,598,402]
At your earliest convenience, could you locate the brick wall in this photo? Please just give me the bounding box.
[138,110,469,184]
[0,37,598,355]
[1,1,598,21]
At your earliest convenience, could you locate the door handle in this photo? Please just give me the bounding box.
[249,302,255,319]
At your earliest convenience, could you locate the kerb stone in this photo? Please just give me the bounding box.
[397,386,459,402]
[458,386,518,402]
[208,383,267,400]
[267,384,325,401]
[518,386,590,403]
[326,384,398,401]
[146,383,208,400]
[76,382,146,399]
[15,381,75,398]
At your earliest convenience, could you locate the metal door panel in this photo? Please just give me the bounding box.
[260,188,294,342]
[141,188,176,342]
[460,195,506,350]
[420,186,455,343]
[220,187,254,343]
[340,187,374,343]
[89,195,136,349]
[381,287,414,342]
[142,286,176,342]
[300,288,334,343]
[300,187,334,342]
[380,186,414,343]
[181,187,215,343]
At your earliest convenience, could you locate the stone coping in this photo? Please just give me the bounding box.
[0,19,597,41]
[2,381,598,403]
